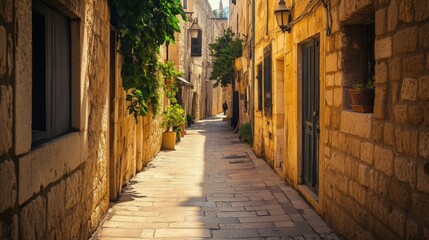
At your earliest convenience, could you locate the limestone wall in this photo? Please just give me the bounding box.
[0,0,110,238]
[0,0,164,239]
[175,0,226,120]
[252,0,429,238]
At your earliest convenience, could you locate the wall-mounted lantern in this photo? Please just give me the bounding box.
[189,19,202,57]
[274,0,292,33]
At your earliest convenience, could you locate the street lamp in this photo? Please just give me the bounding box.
[188,19,201,38]
[274,0,292,33]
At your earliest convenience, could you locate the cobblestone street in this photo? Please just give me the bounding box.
[91,115,338,239]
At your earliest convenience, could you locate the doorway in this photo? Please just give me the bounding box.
[301,38,320,193]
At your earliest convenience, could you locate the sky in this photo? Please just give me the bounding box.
[208,0,229,10]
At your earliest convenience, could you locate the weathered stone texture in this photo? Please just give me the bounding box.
[66,170,82,209]
[387,0,398,32]
[403,54,425,76]
[419,131,429,159]
[0,26,6,77]
[340,111,372,138]
[47,180,65,231]
[395,128,418,157]
[401,78,417,101]
[19,196,47,240]
[417,161,429,193]
[418,76,429,101]
[0,158,16,212]
[0,85,12,155]
[393,27,418,54]
[394,157,416,186]
[361,141,374,165]
[374,146,394,176]
[375,37,392,60]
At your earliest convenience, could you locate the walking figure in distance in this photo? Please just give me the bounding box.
[222,101,228,115]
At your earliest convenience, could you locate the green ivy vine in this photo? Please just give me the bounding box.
[209,28,243,87]
[109,0,186,119]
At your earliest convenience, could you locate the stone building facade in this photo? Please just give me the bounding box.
[248,0,429,239]
[0,0,163,239]
[173,0,227,120]
[229,0,253,127]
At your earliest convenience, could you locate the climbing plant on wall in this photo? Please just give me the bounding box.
[209,28,243,87]
[109,0,186,119]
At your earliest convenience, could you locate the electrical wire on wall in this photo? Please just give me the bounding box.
[282,0,333,36]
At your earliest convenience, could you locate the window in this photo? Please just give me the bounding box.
[263,44,272,116]
[363,23,375,85]
[32,2,71,145]
[183,0,187,9]
[257,63,262,111]
[191,29,202,57]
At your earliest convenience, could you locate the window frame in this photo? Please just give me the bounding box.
[191,29,202,57]
[32,1,72,146]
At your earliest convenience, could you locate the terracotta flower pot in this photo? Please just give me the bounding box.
[349,89,374,113]
[161,131,176,150]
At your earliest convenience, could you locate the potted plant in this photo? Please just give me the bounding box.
[186,114,193,127]
[161,104,186,150]
[349,78,375,113]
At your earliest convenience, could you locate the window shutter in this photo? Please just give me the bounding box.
[257,64,262,111]
[263,44,272,116]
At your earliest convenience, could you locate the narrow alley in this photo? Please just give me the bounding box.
[91,115,338,239]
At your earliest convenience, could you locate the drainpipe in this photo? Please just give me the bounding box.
[251,0,255,138]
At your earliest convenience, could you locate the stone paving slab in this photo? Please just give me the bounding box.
[90,115,339,239]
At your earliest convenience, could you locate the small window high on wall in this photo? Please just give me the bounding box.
[32,1,72,145]
[191,29,202,57]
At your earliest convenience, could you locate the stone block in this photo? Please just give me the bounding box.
[332,109,340,129]
[394,157,416,187]
[375,61,387,84]
[387,0,398,32]
[414,0,429,22]
[325,89,333,106]
[65,170,82,209]
[418,75,429,101]
[374,146,394,176]
[395,128,418,157]
[375,8,387,35]
[388,209,406,238]
[384,122,395,146]
[424,104,429,126]
[327,35,336,52]
[326,74,335,87]
[326,52,338,73]
[419,131,429,159]
[388,180,409,209]
[19,196,47,240]
[403,54,425,77]
[47,180,65,231]
[406,218,422,239]
[412,193,429,225]
[372,121,384,142]
[401,78,417,101]
[0,85,12,155]
[399,0,414,23]
[361,142,374,165]
[420,24,429,50]
[335,72,343,86]
[389,57,401,81]
[333,88,342,107]
[340,111,372,139]
[390,81,400,106]
[394,104,407,124]
[374,86,386,119]
[393,26,418,54]
[0,158,16,212]
[358,164,371,187]
[407,105,423,126]
[417,161,429,193]
[0,26,5,77]
[375,37,392,60]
